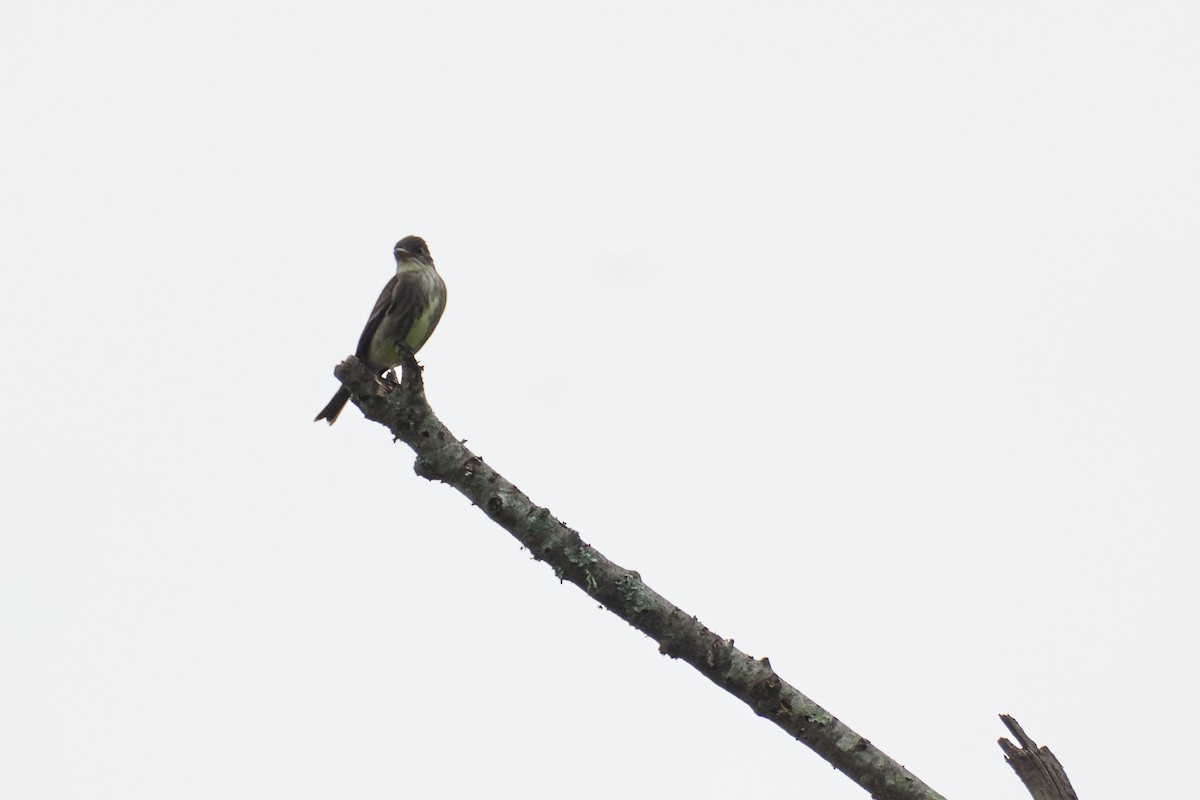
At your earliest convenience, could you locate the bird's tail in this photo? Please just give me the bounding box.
[314,387,351,425]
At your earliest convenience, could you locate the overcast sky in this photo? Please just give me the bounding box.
[3,2,1198,798]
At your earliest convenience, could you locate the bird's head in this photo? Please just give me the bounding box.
[394,235,432,263]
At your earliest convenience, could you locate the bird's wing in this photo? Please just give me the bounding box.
[354,273,401,362]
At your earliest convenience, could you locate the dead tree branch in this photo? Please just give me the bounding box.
[998,715,1078,800]
[330,353,946,800]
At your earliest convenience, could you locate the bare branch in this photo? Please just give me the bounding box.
[998,715,1078,800]
[332,354,948,800]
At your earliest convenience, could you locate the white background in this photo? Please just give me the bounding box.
[3,2,1198,798]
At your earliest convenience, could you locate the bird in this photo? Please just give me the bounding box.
[315,235,448,425]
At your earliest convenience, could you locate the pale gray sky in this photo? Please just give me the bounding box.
[3,2,1198,798]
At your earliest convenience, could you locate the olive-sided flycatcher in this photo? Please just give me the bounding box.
[314,235,448,425]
